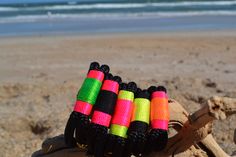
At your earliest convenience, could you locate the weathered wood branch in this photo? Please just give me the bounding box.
[200,134,230,157]
[150,96,236,157]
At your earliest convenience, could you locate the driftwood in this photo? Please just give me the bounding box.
[32,96,236,157]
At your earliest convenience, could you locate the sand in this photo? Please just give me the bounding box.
[0,31,236,157]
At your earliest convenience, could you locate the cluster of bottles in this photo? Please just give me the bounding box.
[64,62,169,157]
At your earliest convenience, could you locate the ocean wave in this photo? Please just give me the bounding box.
[152,0,236,7]
[1,10,236,24]
[45,1,236,10]
[0,7,18,11]
[1,1,236,12]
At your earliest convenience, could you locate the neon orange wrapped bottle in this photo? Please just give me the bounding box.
[145,86,169,153]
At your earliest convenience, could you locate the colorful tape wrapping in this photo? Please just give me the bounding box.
[150,91,169,130]
[110,124,128,138]
[118,90,134,101]
[73,100,93,115]
[91,79,120,127]
[152,91,168,99]
[75,70,104,114]
[110,90,134,138]
[111,99,133,127]
[91,111,112,127]
[101,80,119,94]
[131,98,150,124]
[151,119,169,130]
[87,70,104,82]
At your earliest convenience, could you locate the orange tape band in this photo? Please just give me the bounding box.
[151,97,169,121]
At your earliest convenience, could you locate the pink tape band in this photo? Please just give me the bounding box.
[101,80,119,94]
[151,119,169,130]
[111,99,133,127]
[73,100,93,115]
[91,111,112,127]
[87,70,104,82]
[152,91,168,99]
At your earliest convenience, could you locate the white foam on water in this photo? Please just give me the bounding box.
[0,7,18,11]
[34,1,236,10]
[1,10,236,24]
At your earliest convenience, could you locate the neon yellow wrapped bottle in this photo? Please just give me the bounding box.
[124,88,150,157]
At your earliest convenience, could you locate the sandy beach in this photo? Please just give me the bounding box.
[0,31,236,157]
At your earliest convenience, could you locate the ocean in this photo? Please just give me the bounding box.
[0,0,236,36]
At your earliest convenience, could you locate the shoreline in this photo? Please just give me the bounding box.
[1,28,236,40]
[0,14,236,37]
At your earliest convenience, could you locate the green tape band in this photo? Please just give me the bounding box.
[77,78,102,105]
